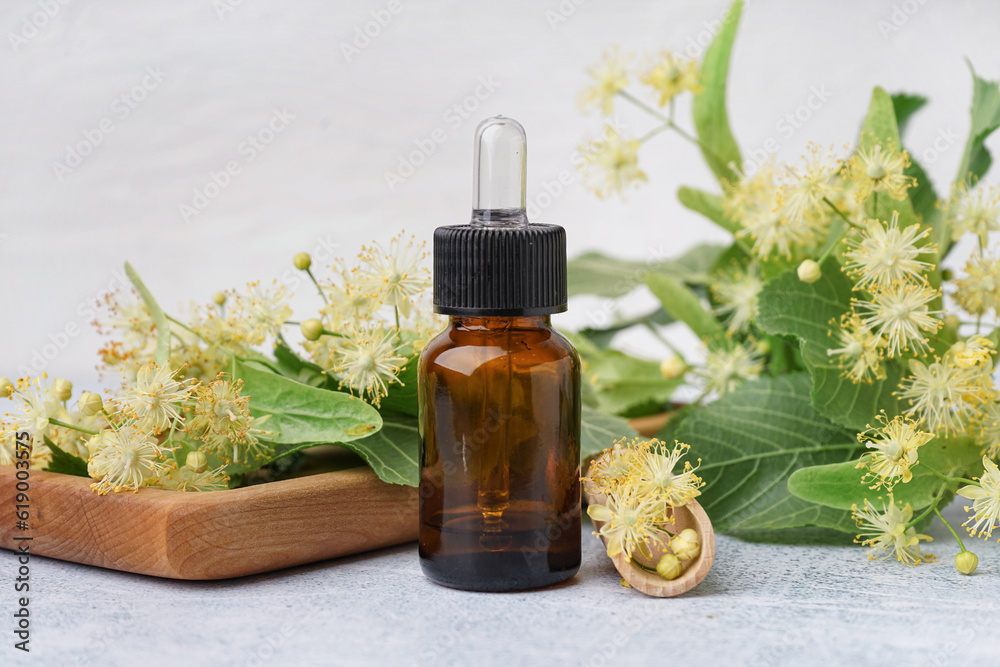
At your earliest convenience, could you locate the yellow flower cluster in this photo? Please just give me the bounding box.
[576,49,701,199]
[584,438,704,569]
[299,233,438,407]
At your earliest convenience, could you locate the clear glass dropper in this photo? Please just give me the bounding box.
[471,116,528,226]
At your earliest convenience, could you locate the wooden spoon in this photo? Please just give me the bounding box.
[584,487,715,597]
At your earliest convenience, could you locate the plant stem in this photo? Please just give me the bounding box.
[923,465,977,486]
[644,322,685,360]
[617,90,725,168]
[305,268,329,305]
[934,506,968,553]
[907,485,946,529]
[822,197,864,230]
[49,419,98,436]
[629,556,658,573]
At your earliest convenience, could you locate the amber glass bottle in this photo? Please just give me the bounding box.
[418,117,581,591]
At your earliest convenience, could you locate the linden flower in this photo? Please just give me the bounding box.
[827,312,884,383]
[639,51,700,106]
[629,440,704,509]
[356,235,430,319]
[778,143,841,226]
[725,163,812,259]
[186,377,272,463]
[335,327,407,407]
[100,290,156,351]
[842,212,936,291]
[854,284,941,358]
[114,363,191,434]
[578,48,631,115]
[3,375,66,443]
[585,441,637,496]
[155,459,229,492]
[958,456,1000,540]
[579,126,647,199]
[696,341,764,397]
[975,400,1000,459]
[852,497,932,565]
[955,251,1000,316]
[951,336,995,370]
[948,182,1000,246]
[897,358,988,437]
[88,422,168,495]
[856,413,934,488]
[843,139,914,202]
[711,265,762,334]
[0,426,19,466]
[586,486,671,560]
[227,281,292,345]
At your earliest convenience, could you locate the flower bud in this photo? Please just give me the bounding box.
[756,339,771,355]
[941,268,954,282]
[212,292,227,306]
[78,392,104,416]
[53,378,73,402]
[944,314,961,331]
[185,450,208,474]
[294,252,312,271]
[669,528,701,562]
[0,377,13,398]
[301,319,325,342]
[656,553,683,580]
[797,259,821,284]
[660,355,685,380]
[955,550,978,575]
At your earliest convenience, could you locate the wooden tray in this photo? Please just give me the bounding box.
[0,415,665,580]
[0,452,418,580]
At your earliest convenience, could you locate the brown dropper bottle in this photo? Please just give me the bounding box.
[418,116,582,591]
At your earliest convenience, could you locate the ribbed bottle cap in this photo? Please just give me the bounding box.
[433,116,567,317]
[433,223,567,316]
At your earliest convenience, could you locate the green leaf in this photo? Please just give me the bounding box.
[956,59,1000,187]
[42,436,89,478]
[677,186,739,234]
[576,345,682,416]
[756,258,905,430]
[271,339,329,387]
[347,412,420,486]
[788,437,982,511]
[124,262,170,366]
[692,0,743,183]
[576,308,673,348]
[581,407,638,460]
[567,244,724,297]
[235,359,382,445]
[859,87,919,228]
[676,374,861,533]
[378,354,420,417]
[890,93,940,221]
[890,93,927,136]
[646,273,724,339]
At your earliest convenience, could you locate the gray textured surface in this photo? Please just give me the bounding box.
[4,501,998,667]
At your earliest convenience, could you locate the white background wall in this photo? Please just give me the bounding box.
[2,0,999,386]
